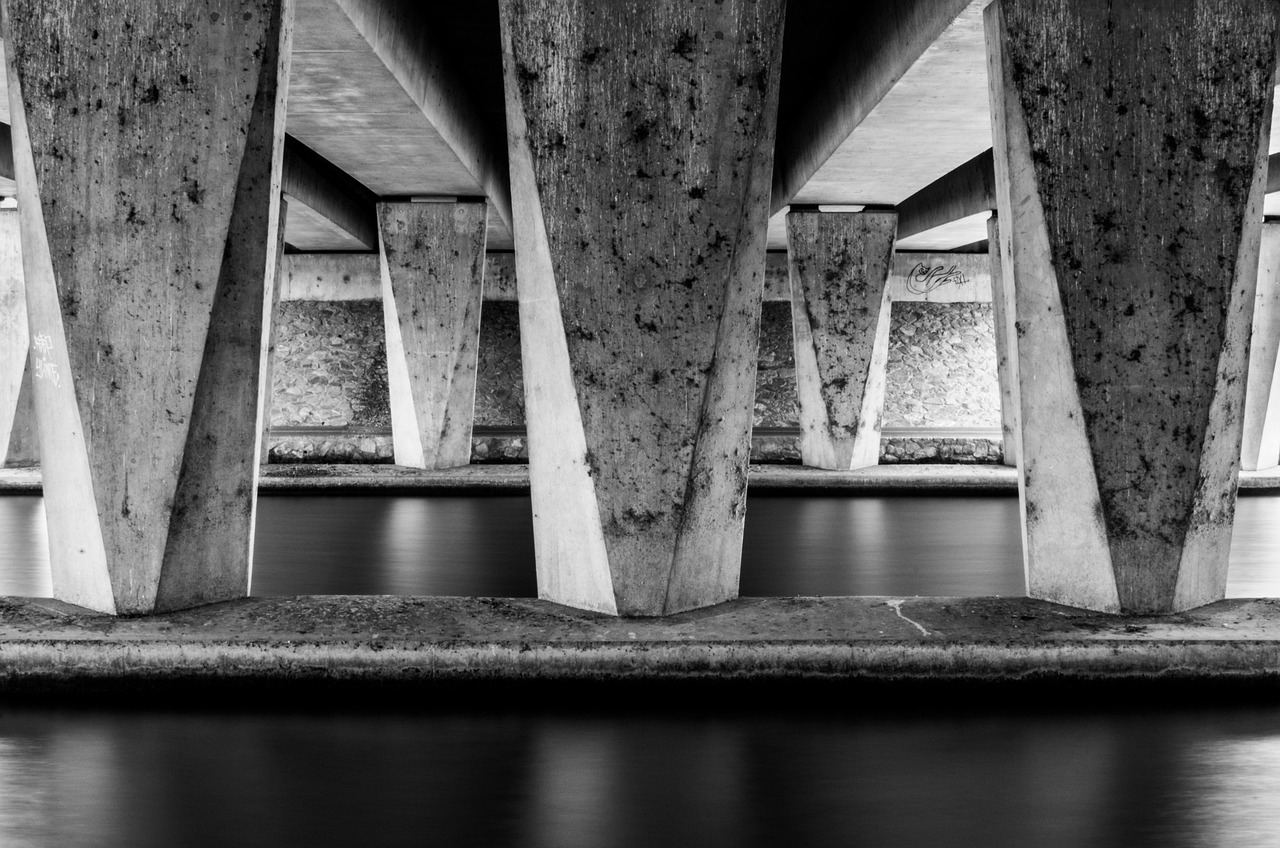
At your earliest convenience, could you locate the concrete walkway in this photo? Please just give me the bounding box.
[1,595,1278,698]
[5,463,1280,493]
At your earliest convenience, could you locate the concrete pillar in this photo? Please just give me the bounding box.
[1242,222,1280,471]
[785,210,896,470]
[987,0,1276,613]
[3,0,292,614]
[3,365,38,466]
[0,206,37,466]
[501,0,784,615]
[986,213,1020,468]
[260,198,289,466]
[377,200,488,470]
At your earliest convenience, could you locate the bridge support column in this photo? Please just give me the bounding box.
[260,198,289,466]
[377,200,488,470]
[786,210,896,470]
[987,0,1276,613]
[1242,222,1280,471]
[501,0,784,615]
[986,213,1020,468]
[1,207,36,466]
[3,0,292,614]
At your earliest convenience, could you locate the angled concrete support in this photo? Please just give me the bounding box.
[260,198,289,466]
[3,0,292,614]
[1242,222,1280,471]
[0,207,36,466]
[377,199,488,470]
[986,213,1020,468]
[988,0,1276,613]
[786,210,896,470]
[501,0,784,615]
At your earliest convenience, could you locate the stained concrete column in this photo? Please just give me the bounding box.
[987,0,1276,613]
[377,200,488,470]
[260,198,289,466]
[501,0,784,615]
[785,210,896,471]
[986,213,1020,468]
[0,206,37,466]
[3,0,292,614]
[1241,221,1280,471]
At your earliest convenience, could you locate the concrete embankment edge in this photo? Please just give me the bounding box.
[2,596,1278,700]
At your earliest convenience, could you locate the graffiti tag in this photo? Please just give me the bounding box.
[905,263,969,296]
[31,332,61,388]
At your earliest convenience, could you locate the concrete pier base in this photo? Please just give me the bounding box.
[0,595,1277,699]
[786,210,897,471]
[378,200,488,470]
[987,0,1277,614]
[501,0,784,616]
[3,0,292,614]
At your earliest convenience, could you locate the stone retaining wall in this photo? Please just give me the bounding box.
[269,296,1003,463]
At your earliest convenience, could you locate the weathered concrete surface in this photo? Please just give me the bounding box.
[9,463,1280,494]
[988,0,1278,614]
[501,0,785,616]
[260,199,290,465]
[378,201,488,469]
[1,596,1278,696]
[4,0,293,614]
[787,211,897,470]
[1242,222,1280,471]
[0,207,35,466]
[986,214,1020,468]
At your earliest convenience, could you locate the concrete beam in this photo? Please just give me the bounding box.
[4,0,292,614]
[989,0,1277,614]
[896,149,996,242]
[787,211,897,470]
[281,135,377,251]
[503,0,783,616]
[335,0,512,231]
[771,0,974,213]
[377,200,488,469]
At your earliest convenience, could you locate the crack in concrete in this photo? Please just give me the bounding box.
[886,599,931,637]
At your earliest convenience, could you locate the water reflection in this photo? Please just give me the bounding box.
[0,493,1278,598]
[0,497,50,597]
[1,706,1278,847]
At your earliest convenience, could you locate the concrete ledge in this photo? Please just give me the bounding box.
[1,596,1278,699]
[5,464,1280,494]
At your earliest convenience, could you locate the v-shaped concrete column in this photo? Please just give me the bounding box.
[988,0,1276,613]
[378,200,488,470]
[501,0,784,615]
[786,210,896,470]
[1242,222,1280,471]
[0,206,37,466]
[986,213,1020,468]
[3,0,292,614]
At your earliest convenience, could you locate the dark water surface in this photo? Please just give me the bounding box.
[3,493,1280,847]
[1,704,1279,848]
[3,491,1280,598]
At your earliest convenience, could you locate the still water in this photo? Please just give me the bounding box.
[3,492,1280,598]
[2,705,1280,848]
[2,492,1279,847]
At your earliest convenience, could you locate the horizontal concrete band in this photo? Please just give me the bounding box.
[0,596,1278,692]
[6,465,1280,493]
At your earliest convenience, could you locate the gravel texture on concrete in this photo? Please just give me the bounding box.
[1,595,1278,698]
